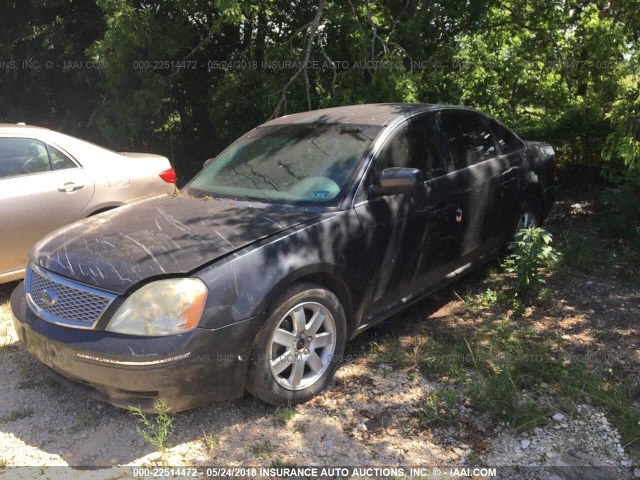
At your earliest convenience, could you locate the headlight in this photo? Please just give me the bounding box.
[106,278,207,336]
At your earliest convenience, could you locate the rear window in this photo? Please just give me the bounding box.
[490,120,525,155]
[439,110,498,170]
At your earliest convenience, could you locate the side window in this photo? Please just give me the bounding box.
[0,138,51,179]
[439,110,497,170]
[375,114,443,178]
[48,146,77,170]
[491,120,525,155]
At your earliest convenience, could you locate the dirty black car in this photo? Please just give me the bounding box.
[11,104,556,411]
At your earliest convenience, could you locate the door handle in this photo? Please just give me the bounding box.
[58,182,84,193]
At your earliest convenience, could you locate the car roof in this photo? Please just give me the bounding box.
[0,124,51,135]
[261,103,445,127]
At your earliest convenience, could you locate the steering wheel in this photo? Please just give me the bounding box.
[21,158,38,174]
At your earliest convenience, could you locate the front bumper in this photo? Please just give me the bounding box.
[10,282,261,412]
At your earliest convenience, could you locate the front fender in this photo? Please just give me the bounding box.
[194,209,368,330]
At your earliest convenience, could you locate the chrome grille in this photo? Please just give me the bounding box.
[26,265,117,329]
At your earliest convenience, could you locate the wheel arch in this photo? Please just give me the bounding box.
[518,182,544,221]
[259,267,356,338]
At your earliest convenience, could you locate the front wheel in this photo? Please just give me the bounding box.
[246,283,347,405]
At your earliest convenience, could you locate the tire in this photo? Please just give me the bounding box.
[246,283,347,406]
[505,199,540,248]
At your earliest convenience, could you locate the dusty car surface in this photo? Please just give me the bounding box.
[10,104,556,411]
[0,124,176,284]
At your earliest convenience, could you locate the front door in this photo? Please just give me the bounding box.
[355,113,460,320]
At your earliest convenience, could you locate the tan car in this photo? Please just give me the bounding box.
[0,124,176,284]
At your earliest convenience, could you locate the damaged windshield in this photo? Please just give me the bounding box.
[185,123,381,205]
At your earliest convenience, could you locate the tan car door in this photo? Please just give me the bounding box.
[0,137,94,278]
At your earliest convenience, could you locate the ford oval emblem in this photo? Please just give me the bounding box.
[40,288,59,307]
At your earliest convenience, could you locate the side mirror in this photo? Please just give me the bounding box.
[203,158,215,169]
[368,167,424,196]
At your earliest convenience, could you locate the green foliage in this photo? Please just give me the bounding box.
[558,232,615,275]
[129,398,174,455]
[273,405,296,426]
[602,173,640,241]
[603,87,640,170]
[504,228,560,297]
[2,0,639,183]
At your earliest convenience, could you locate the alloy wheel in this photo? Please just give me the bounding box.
[517,210,538,231]
[268,301,336,391]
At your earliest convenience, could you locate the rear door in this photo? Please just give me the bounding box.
[0,137,94,276]
[437,109,505,261]
[488,119,527,238]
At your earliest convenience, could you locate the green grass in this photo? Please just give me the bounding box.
[405,389,460,433]
[557,232,615,275]
[273,405,296,426]
[379,287,640,460]
[252,439,273,458]
[0,407,34,422]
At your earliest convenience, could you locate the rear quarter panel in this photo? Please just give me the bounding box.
[78,151,175,216]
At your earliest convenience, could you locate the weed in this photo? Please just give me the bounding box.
[536,288,555,309]
[252,439,273,457]
[504,227,560,297]
[293,422,307,433]
[39,377,62,396]
[380,336,437,371]
[406,389,460,432]
[476,288,498,308]
[271,458,295,467]
[0,458,7,468]
[0,407,34,422]
[273,405,295,426]
[466,451,485,465]
[70,410,95,433]
[510,299,526,318]
[129,398,174,456]
[202,432,220,450]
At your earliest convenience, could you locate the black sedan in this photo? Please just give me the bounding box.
[10,103,556,410]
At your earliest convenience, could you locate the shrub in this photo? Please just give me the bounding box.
[601,172,640,242]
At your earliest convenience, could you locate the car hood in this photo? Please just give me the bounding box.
[32,195,322,293]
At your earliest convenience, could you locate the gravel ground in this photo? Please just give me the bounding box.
[0,192,638,479]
